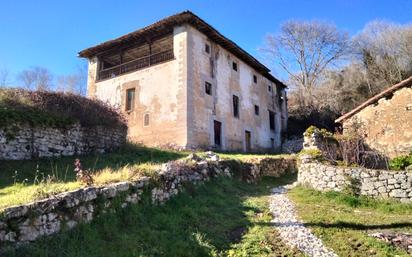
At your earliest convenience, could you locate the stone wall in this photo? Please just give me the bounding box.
[0,123,126,160]
[0,154,296,248]
[298,161,412,203]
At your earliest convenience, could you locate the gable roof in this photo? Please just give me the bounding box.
[335,75,412,123]
[78,10,286,87]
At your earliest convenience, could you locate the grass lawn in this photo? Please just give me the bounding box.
[2,175,303,257]
[288,186,412,257]
[0,144,188,211]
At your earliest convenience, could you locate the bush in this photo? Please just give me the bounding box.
[389,152,412,170]
[0,88,126,129]
[299,149,323,161]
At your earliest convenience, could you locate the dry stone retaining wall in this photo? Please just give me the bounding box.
[0,123,127,160]
[298,161,412,203]
[0,154,296,249]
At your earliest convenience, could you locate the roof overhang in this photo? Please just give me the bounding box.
[335,75,412,123]
[78,10,286,88]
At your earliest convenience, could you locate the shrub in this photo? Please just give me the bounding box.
[303,125,317,137]
[0,88,126,129]
[74,159,94,186]
[389,152,412,170]
[299,149,323,161]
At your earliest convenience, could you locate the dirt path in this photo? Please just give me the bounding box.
[269,186,338,257]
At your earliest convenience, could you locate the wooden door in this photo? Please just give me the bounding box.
[245,130,251,152]
[214,120,222,147]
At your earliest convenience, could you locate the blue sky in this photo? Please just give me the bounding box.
[1,0,411,82]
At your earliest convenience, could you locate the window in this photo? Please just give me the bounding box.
[205,44,210,54]
[269,110,275,130]
[233,95,239,118]
[144,113,150,126]
[205,81,212,95]
[253,75,257,83]
[254,105,260,115]
[126,88,135,111]
[268,85,272,92]
[232,61,238,71]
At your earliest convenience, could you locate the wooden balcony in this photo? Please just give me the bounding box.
[97,49,174,81]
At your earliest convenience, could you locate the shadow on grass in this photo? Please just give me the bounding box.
[2,175,297,257]
[0,143,187,189]
[265,221,412,230]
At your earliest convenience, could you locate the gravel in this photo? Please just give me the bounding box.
[269,185,338,257]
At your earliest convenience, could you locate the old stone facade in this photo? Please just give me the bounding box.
[0,154,296,248]
[336,77,412,158]
[80,11,288,152]
[0,123,126,160]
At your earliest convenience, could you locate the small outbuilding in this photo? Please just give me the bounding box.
[335,76,412,158]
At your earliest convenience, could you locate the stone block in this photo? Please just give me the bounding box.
[102,186,117,198]
[388,178,397,185]
[4,205,28,219]
[389,189,407,198]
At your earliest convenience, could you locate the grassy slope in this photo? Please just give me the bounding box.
[0,144,288,211]
[0,144,188,210]
[288,186,412,257]
[3,176,303,257]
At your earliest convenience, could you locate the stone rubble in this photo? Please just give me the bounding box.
[369,232,412,254]
[269,185,338,257]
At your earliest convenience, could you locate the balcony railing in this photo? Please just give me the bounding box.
[97,49,174,81]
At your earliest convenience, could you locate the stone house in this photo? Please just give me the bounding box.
[79,11,288,152]
[335,76,412,158]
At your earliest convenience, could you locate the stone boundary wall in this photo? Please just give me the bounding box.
[298,161,412,203]
[0,155,296,248]
[0,123,127,160]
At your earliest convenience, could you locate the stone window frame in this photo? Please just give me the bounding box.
[122,81,139,114]
[125,88,136,113]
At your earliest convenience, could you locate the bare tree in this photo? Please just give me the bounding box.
[56,74,79,93]
[261,20,350,106]
[56,63,87,95]
[17,67,53,91]
[75,62,88,96]
[354,20,412,88]
[0,68,9,87]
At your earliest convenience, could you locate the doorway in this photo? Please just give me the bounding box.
[214,120,222,147]
[245,130,251,152]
